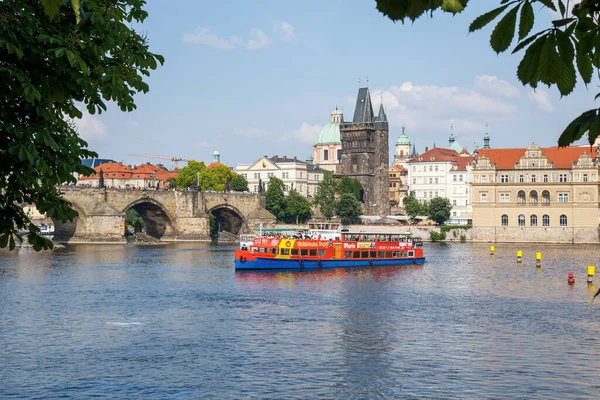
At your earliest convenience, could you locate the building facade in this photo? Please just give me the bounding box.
[235,155,326,197]
[471,144,599,243]
[313,108,343,173]
[389,164,408,206]
[340,87,390,216]
[78,162,178,189]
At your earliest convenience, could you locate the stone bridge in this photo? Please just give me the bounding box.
[53,187,275,244]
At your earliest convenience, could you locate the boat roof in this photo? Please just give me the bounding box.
[342,231,413,236]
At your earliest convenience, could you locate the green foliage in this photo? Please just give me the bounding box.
[266,176,286,221]
[283,190,312,224]
[403,191,428,218]
[209,212,218,239]
[313,171,338,219]
[440,224,472,233]
[231,174,249,192]
[166,177,177,188]
[200,164,233,192]
[428,197,453,225]
[339,176,363,202]
[125,208,145,234]
[0,0,163,250]
[429,231,447,242]
[375,0,600,146]
[460,234,467,243]
[176,161,205,188]
[336,193,362,225]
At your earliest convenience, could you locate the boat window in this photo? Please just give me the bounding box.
[343,234,351,241]
[408,251,414,257]
[300,249,308,256]
[280,248,290,255]
[344,251,352,258]
[364,235,375,241]
[385,251,392,258]
[378,251,385,258]
[353,251,360,258]
[401,251,406,257]
[309,249,317,256]
[361,251,369,259]
[369,251,377,259]
[380,235,390,242]
[291,249,298,256]
[391,235,399,242]
[318,249,325,256]
[270,248,278,254]
[393,251,400,258]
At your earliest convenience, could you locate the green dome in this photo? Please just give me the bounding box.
[332,109,343,115]
[396,134,410,145]
[315,121,341,145]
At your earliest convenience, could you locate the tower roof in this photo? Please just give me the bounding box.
[352,87,374,123]
[375,103,387,122]
[315,121,341,145]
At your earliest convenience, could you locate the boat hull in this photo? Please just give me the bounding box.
[235,257,426,270]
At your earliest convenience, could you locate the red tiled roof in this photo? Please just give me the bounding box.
[460,148,470,155]
[408,147,460,163]
[454,156,474,171]
[478,146,596,170]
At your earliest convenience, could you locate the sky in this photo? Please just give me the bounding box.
[78,0,596,168]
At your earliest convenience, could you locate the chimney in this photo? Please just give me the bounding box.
[274,155,278,161]
[293,156,297,161]
[283,156,287,161]
[425,146,429,153]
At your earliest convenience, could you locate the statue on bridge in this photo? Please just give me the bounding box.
[258,177,263,194]
[98,169,105,189]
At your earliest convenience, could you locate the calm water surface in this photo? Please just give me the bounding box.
[1,242,600,399]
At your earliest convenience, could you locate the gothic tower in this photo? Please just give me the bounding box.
[340,87,390,216]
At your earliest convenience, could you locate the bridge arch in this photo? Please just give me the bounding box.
[122,198,175,239]
[207,204,247,235]
[51,201,87,243]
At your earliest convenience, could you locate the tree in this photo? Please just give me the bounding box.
[231,174,249,192]
[339,176,364,202]
[313,171,338,219]
[166,177,177,188]
[427,197,452,225]
[200,164,233,192]
[284,189,312,224]
[0,0,163,250]
[125,208,145,234]
[375,0,600,147]
[265,176,286,221]
[403,191,427,219]
[336,193,362,225]
[176,161,205,189]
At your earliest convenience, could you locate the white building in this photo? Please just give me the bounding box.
[312,108,343,173]
[407,147,474,225]
[236,155,327,197]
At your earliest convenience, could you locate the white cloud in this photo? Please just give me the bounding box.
[246,28,270,50]
[273,22,295,41]
[475,75,520,97]
[182,27,238,50]
[370,81,517,136]
[528,89,554,112]
[74,111,107,140]
[233,127,268,138]
[292,123,322,144]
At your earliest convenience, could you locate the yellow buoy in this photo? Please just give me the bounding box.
[588,265,595,276]
[536,252,542,260]
[517,250,522,263]
[490,245,495,255]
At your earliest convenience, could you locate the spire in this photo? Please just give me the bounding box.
[483,121,490,149]
[377,103,387,122]
[411,142,417,158]
[449,120,455,146]
[352,87,374,123]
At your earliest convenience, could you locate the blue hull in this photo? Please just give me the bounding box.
[235,257,426,270]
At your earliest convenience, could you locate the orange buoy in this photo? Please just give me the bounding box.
[568,273,575,285]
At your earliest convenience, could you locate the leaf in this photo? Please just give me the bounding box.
[71,0,81,24]
[557,0,566,16]
[40,0,63,21]
[518,1,534,40]
[441,0,468,14]
[490,5,519,53]
[516,35,547,86]
[558,109,598,147]
[513,30,545,53]
[65,49,77,67]
[0,234,8,249]
[469,4,510,32]
[9,235,15,251]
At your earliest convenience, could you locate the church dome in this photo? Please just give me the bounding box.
[315,122,340,145]
[396,133,410,146]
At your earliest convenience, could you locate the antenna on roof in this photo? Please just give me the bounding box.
[358,77,361,84]
[366,76,369,86]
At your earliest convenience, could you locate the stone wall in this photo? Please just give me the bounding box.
[473,226,599,244]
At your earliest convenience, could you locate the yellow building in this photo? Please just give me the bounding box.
[389,164,408,206]
[471,144,599,243]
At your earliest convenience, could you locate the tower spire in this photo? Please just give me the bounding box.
[449,120,455,146]
[483,120,491,149]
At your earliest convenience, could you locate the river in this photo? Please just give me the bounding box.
[1,242,600,399]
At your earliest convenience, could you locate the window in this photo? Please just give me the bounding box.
[529,190,538,205]
[452,211,457,216]
[429,191,433,198]
[480,193,487,203]
[558,193,569,203]
[291,249,299,256]
[429,178,433,184]
[499,193,510,203]
[519,175,524,183]
[453,175,457,182]
[560,214,568,226]
[543,174,549,183]
[530,214,537,226]
[435,191,438,197]
[284,185,289,191]
[518,190,526,204]
[559,174,568,182]
[501,174,509,183]
[435,177,439,184]
[323,149,329,161]
[501,214,508,226]
[482,175,487,183]
[435,165,439,171]
[543,214,550,226]
[584,174,589,182]
[254,173,259,179]
[452,200,457,206]
[412,166,416,172]
[337,149,342,161]
[542,190,550,205]
[351,156,358,173]
[531,175,536,183]
[412,178,416,184]
[459,175,463,182]
[253,185,257,192]
[429,166,433,171]
[309,249,317,256]
[518,214,525,226]
[280,248,289,255]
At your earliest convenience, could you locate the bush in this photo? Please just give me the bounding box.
[429,231,446,242]
[440,224,472,233]
[460,234,467,243]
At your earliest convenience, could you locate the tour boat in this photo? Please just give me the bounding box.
[235,228,425,270]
